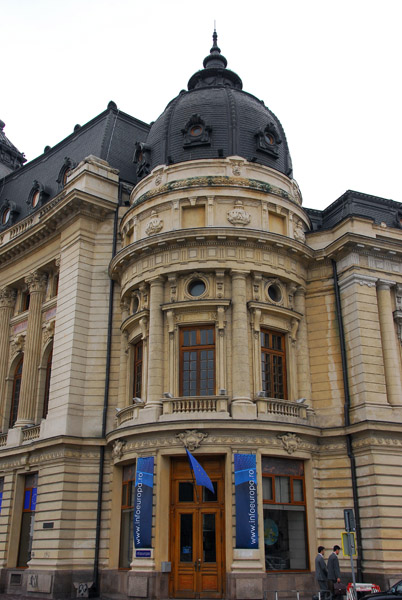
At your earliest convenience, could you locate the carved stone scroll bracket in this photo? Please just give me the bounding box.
[176,430,208,452]
[139,316,149,341]
[42,320,55,345]
[252,272,263,301]
[277,432,302,455]
[289,318,299,345]
[11,333,26,354]
[215,270,225,299]
[168,274,177,303]
[112,439,126,463]
[166,310,175,336]
[217,306,226,331]
[252,307,262,335]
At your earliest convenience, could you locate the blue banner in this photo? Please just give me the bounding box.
[234,453,258,548]
[186,449,214,493]
[134,456,154,548]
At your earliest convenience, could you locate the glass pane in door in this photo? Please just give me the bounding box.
[202,513,216,562]
[180,513,193,562]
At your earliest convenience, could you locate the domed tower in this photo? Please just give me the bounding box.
[109,33,313,596]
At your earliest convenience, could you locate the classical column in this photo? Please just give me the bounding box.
[0,288,16,430]
[143,277,164,419]
[377,280,402,405]
[294,287,312,401]
[15,271,47,427]
[230,270,256,419]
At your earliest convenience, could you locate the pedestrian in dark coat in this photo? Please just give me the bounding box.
[315,546,328,591]
[327,545,341,595]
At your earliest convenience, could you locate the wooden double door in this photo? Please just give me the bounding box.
[170,456,225,599]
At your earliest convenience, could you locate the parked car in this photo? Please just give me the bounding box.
[362,581,402,600]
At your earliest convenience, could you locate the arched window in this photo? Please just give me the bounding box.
[42,349,53,418]
[9,357,23,428]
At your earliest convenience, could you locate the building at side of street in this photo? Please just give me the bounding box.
[0,33,402,600]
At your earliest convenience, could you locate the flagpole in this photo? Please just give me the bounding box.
[187,451,200,504]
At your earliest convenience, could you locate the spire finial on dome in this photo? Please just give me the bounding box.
[203,28,227,69]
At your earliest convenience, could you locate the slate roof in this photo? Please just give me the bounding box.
[306,190,402,231]
[0,103,150,231]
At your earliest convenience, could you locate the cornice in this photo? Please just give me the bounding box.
[312,231,402,261]
[0,189,117,267]
[110,227,313,279]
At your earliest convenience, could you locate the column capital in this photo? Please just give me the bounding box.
[230,269,249,280]
[377,279,397,291]
[25,271,48,294]
[146,275,165,287]
[0,287,16,309]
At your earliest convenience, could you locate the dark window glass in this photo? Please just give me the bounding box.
[262,458,308,571]
[188,279,206,297]
[179,482,194,502]
[180,513,193,562]
[180,327,215,396]
[119,462,136,568]
[133,340,143,399]
[0,477,4,513]
[9,357,23,428]
[202,513,216,562]
[43,349,53,418]
[261,330,287,399]
[17,473,38,567]
[202,481,218,502]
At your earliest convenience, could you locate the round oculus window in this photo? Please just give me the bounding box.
[190,125,203,137]
[188,279,206,297]
[264,132,275,145]
[267,284,282,303]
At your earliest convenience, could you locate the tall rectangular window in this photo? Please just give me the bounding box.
[132,340,143,400]
[18,473,38,567]
[262,457,308,571]
[0,477,4,513]
[261,330,287,399]
[119,463,136,569]
[180,326,215,396]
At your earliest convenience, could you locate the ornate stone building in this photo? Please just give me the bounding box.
[0,33,402,600]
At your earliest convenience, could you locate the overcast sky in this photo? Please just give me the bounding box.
[2,0,401,210]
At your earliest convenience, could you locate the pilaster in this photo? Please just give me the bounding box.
[230,270,256,419]
[15,272,47,427]
[0,287,16,431]
[377,280,402,406]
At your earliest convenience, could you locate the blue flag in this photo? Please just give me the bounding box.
[186,449,214,493]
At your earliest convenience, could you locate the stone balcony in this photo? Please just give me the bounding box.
[114,395,309,428]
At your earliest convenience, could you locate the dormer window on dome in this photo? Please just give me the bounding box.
[0,200,19,229]
[182,114,212,148]
[57,157,76,191]
[256,122,282,158]
[133,142,151,178]
[27,180,48,210]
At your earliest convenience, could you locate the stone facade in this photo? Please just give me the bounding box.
[0,42,402,600]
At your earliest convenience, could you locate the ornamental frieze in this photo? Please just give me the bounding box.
[132,175,293,208]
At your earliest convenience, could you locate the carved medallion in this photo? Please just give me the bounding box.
[227,200,251,226]
[176,430,208,451]
[278,432,301,454]
[145,210,163,236]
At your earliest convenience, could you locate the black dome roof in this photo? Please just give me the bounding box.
[134,32,293,179]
